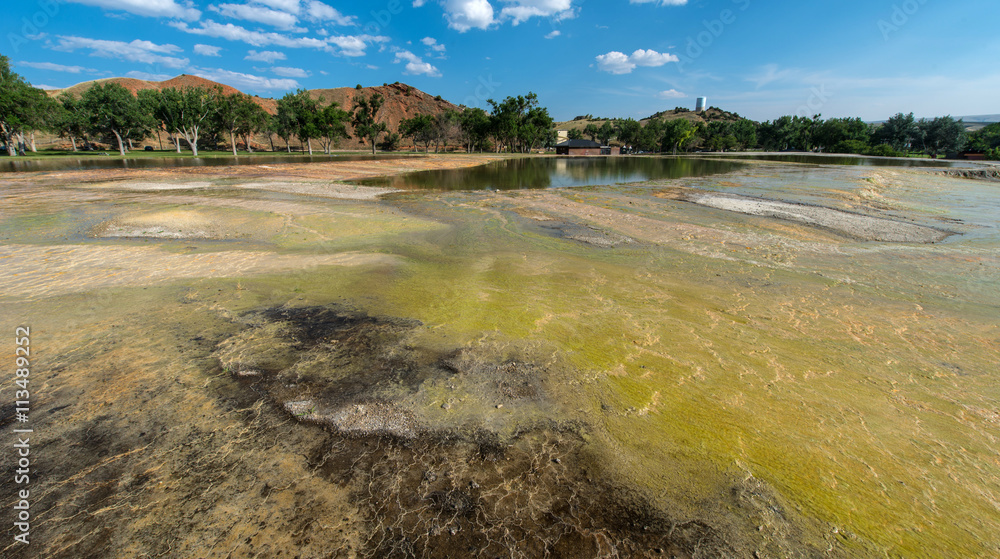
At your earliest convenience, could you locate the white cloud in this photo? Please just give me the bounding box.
[171,20,316,48]
[595,51,634,74]
[193,44,222,57]
[254,0,301,13]
[171,20,385,57]
[442,0,495,32]
[595,49,677,74]
[326,35,369,57]
[245,49,286,62]
[271,66,309,78]
[126,70,173,81]
[18,61,96,73]
[190,67,299,91]
[211,3,300,29]
[393,50,442,77]
[52,36,189,68]
[628,0,687,5]
[657,89,686,99]
[32,84,62,90]
[629,49,678,67]
[421,37,446,57]
[544,30,561,39]
[305,1,356,25]
[413,0,428,6]
[64,0,200,20]
[437,0,577,31]
[747,63,795,89]
[500,0,574,26]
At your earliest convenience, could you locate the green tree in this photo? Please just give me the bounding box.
[0,56,56,156]
[79,82,152,156]
[54,93,89,151]
[518,104,554,152]
[274,98,297,152]
[873,112,919,152]
[239,101,270,153]
[486,92,552,153]
[583,122,599,141]
[917,116,966,158]
[351,93,387,154]
[316,102,350,154]
[597,121,616,145]
[661,119,697,155]
[216,93,263,155]
[458,107,491,153]
[378,131,401,151]
[434,110,462,152]
[157,86,221,156]
[613,118,642,149]
[277,90,322,155]
[567,129,583,140]
[814,117,871,152]
[967,122,1000,152]
[731,119,758,151]
[399,113,436,152]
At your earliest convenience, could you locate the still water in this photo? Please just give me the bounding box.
[700,153,973,167]
[357,156,748,190]
[0,153,422,173]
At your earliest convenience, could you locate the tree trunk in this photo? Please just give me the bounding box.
[268,134,275,152]
[156,128,162,151]
[371,138,377,155]
[128,138,134,151]
[173,135,182,153]
[4,131,15,156]
[113,130,126,156]
[307,139,313,155]
[185,130,199,157]
[29,131,37,152]
[230,131,237,156]
[70,137,78,151]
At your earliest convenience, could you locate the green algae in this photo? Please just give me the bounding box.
[4,160,998,557]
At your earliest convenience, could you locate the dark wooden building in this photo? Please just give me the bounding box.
[555,139,620,156]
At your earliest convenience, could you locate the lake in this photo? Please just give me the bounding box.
[357,155,748,190]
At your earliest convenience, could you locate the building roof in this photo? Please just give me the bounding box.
[555,139,602,148]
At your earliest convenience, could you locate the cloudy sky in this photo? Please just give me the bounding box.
[5,0,999,121]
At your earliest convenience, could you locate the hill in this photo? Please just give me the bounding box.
[48,74,267,106]
[45,76,458,150]
[306,82,457,140]
[553,106,747,134]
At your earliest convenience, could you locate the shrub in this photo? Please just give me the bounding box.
[866,144,905,158]
[987,147,1000,161]
[830,140,869,155]
[355,84,363,90]
[378,132,401,151]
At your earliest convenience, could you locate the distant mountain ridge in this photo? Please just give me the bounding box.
[956,114,1000,124]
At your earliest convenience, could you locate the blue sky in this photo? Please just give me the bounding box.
[4,0,998,122]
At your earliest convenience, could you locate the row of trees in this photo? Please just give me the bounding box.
[397,93,557,155]
[2,54,408,157]
[3,53,554,157]
[565,111,988,159]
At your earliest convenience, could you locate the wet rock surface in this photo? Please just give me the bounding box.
[208,303,832,558]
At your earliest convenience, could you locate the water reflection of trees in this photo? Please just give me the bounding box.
[370,157,747,191]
